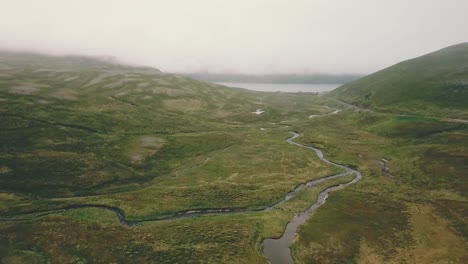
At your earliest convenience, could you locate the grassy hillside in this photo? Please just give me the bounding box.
[330,43,468,118]
[289,111,467,263]
[0,52,347,263]
[0,51,338,199]
[1,51,466,263]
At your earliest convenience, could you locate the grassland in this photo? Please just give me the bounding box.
[331,42,468,119]
[1,51,467,263]
[289,110,468,263]
[0,52,351,263]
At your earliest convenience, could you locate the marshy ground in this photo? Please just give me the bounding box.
[0,53,467,263]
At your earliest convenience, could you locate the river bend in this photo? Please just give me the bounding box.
[0,132,362,264]
[262,132,362,264]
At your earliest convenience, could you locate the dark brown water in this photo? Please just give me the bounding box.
[262,132,362,264]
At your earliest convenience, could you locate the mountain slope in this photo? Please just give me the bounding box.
[0,51,161,73]
[0,51,334,198]
[330,43,468,118]
[0,52,346,263]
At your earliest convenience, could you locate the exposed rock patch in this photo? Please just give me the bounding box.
[50,89,79,100]
[378,157,391,174]
[9,84,49,95]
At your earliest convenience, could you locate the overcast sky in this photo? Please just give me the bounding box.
[1,0,467,74]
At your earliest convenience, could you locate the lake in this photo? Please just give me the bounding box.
[216,82,342,93]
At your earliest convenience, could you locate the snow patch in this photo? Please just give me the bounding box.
[64,76,78,82]
[251,109,265,115]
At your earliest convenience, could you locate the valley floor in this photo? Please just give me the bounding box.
[0,60,466,263]
[2,105,466,263]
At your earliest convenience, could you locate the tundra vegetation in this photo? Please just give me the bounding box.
[0,46,467,263]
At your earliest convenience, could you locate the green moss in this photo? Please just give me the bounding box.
[1,51,467,263]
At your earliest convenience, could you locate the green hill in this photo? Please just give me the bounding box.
[330,43,468,118]
[1,51,467,263]
[0,51,329,198]
[0,51,346,262]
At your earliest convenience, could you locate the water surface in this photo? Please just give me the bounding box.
[216,82,342,93]
[262,132,362,264]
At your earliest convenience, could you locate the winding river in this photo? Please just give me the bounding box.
[262,132,362,264]
[0,132,362,264]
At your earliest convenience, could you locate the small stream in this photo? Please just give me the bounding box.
[0,134,359,226]
[262,132,362,264]
[0,132,362,264]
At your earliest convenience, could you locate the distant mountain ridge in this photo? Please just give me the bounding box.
[0,51,161,74]
[182,73,362,84]
[330,43,468,118]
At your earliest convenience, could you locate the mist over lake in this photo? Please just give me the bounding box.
[216,82,342,93]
